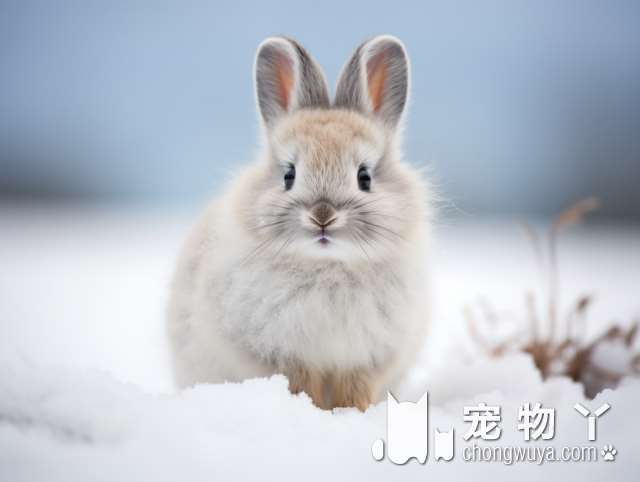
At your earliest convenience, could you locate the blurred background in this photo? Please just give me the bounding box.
[2,0,639,218]
[1,1,639,394]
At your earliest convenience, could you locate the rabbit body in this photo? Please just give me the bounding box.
[168,36,431,410]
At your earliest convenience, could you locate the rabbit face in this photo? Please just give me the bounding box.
[241,35,426,262]
[249,109,423,261]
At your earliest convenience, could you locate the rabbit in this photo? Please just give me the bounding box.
[167,35,431,411]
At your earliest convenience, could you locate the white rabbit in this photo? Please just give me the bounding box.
[167,35,431,410]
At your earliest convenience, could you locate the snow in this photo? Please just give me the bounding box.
[1,204,639,481]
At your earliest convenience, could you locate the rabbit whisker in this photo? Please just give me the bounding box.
[358,219,405,241]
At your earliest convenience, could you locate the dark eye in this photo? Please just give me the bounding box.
[357,166,371,191]
[284,164,295,190]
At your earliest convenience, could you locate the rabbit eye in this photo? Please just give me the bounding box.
[357,166,371,192]
[284,165,295,190]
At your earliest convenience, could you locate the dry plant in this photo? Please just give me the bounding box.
[466,197,640,398]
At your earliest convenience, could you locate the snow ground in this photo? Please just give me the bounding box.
[1,203,639,481]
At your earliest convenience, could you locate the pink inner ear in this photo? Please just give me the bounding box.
[274,53,294,111]
[366,50,388,112]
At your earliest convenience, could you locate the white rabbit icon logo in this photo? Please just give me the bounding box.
[434,428,455,461]
[372,392,429,464]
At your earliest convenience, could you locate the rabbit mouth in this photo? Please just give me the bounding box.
[316,232,332,245]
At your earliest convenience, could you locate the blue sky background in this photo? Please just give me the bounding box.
[1,1,639,218]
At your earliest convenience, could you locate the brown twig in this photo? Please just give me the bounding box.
[466,198,638,398]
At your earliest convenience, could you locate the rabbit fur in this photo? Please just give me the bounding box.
[167,35,431,410]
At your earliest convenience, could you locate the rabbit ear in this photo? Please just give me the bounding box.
[335,35,409,129]
[254,37,330,128]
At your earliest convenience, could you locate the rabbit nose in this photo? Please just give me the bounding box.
[309,202,337,228]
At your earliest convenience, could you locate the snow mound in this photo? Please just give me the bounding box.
[1,354,638,482]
